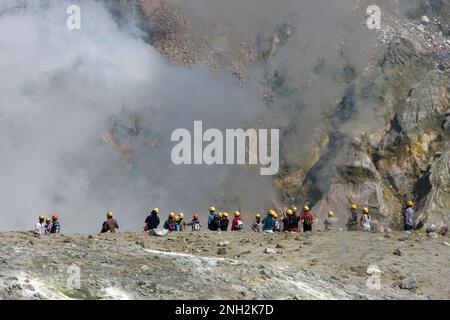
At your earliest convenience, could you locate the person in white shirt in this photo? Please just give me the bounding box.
[34,215,47,235]
[360,207,371,232]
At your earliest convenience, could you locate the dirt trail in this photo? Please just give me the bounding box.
[0,230,448,299]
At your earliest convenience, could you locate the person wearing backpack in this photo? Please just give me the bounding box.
[101,211,119,233]
[178,212,186,231]
[163,212,176,232]
[231,211,244,231]
[49,214,61,234]
[324,211,338,231]
[347,204,359,231]
[220,212,230,231]
[207,207,219,231]
[144,208,160,231]
[174,215,182,231]
[273,212,281,232]
[301,206,314,232]
[282,209,300,232]
[404,201,414,231]
[188,213,202,231]
[217,212,223,229]
[252,214,263,232]
[262,210,276,233]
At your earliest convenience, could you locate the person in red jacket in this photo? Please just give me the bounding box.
[231,211,244,231]
[301,206,314,232]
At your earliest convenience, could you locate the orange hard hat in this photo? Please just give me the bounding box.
[52,214,59,221]
[193,213,199,220]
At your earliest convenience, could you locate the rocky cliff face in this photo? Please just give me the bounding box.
[119,0,449,229]
[95,0,450,229]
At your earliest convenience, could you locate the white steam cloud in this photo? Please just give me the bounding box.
[0,0,274,232]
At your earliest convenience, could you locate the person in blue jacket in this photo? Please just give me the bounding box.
[207,206,219,231]
[144,208,160,231]
[262,210,277,233]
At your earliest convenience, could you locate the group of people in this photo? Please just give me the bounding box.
[33,214,61,235]
[34,200,416,235]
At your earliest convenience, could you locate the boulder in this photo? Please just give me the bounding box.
[217,247,227,255]
[150,229,169,237]
[400,275,417,290]
[421,16,430,24]
[218,241,230,247]
[427,232,439,239]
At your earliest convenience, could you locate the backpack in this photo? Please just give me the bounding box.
[220,219,229,231]
[351,212,358,223]
[192,221,201,231]
[51,221,60,233]
[210,217,219,230]
[304,214,312,226]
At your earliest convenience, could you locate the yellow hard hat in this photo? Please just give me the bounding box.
[174,216,180,222]
[351,204,357,210]
[234,211,241,217]
[273,213,278,219]
[256,214,261,219]
[179,212,184,219]
[209,206,215,212]
[268,209,276,217]
[303,206,309,212]
[363,207,369,214]
[153,208,160,214]
[406,201,413,207]
[286,209,293,215]
[223,212,229,218]
[45,218,51,222]
[106,211,113,218]
[169,212,175,218]
[218,212,223,218]
[292,206,298,212]
[328,211,334,217]
[38,215,45,220]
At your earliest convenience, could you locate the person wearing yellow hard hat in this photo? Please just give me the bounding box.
[174,215,182,231]
[324,211,338,231]
[34,215,47,236]
[207,206,219,231]
[360,207,371,232]
[176,213,186,231]
[44,218,52,234]
[347,204,358,231]
[219,212,230,231]
[282,209,300,233]
[301,206,314,232]
[262,210,277,233]
[217,212,223,228]
[252,213,263,232]
[163,212,176,232]
[144,208,160,232]
[220,212,230,231]
[273,212,282,232]
[404,200,414,231]
[231,211,244,231]
[101,211,119,233]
